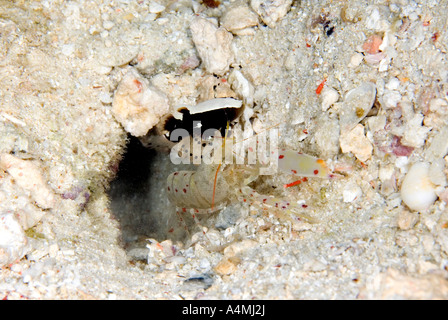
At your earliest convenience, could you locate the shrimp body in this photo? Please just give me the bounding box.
[278,150,330,179]
[166,165,229,210]
[166,150,331,223]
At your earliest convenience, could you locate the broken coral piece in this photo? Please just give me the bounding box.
[339,124,373,162]
[0,212,30,267]
[0,153,55,210]
[190,17,234,76]
[112,68,170,137]
[221,5,259,35]
[250,0,293,28]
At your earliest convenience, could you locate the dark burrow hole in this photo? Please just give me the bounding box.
[108,135,194,258]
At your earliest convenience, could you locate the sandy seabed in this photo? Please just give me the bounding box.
[1,0,448,299]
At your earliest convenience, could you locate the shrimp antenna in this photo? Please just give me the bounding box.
[211,121,230,210]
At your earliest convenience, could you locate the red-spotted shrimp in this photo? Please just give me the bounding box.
[166,139,333,226]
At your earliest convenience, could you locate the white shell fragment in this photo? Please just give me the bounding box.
[0,212,30,267]
[343,182,363,203]
[148,1,165,14]
[228,69,255,107]
[314,117,340,158]
[190,17,234,76]
[428,159,446,187]
[321,87,339,111]
[339,124,373,162]
[402,114,430,148]
[426,126,448,161]
[0,153,55,210]
[250,0,293,28]
[400,162,438,212]
[339,82,376,131]
[221,5,259,35]
[112,69,170,137]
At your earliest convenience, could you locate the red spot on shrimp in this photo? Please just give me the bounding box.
[183,188,187,193]
[291,169,297,174]
[175,189,178,193]
[314,169,319,175]
[182,208,186,213]
[302,204,308,208]
[167,186,170,191]
[174,172,179,176]
[279,155,284,159]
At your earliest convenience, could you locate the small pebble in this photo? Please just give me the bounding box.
[385,78,400,90]
[221,5,258,35]
[425,127,448,161]
[321,87,339,111]
[348,53,363,68]
[250,0,292,28]
[382,90,401,109]
[429,98,448,115]
[428,159,446,186]
[343,183,362,203]
[61,44,75,56]
[340,124,373,162]
[402,114,430,148]
[397,210,419,230]
[190,17,233,76]
[0,212,30,267]
[223,240,257,257]
[0,154,55,210]
[214,257,240,276]
[149,1,165,14]
[362,34,382,54]
[366,115,386,132]
[228,69,254,107]
[102,20,114,30]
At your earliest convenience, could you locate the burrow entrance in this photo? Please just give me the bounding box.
[108,135,192,255]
